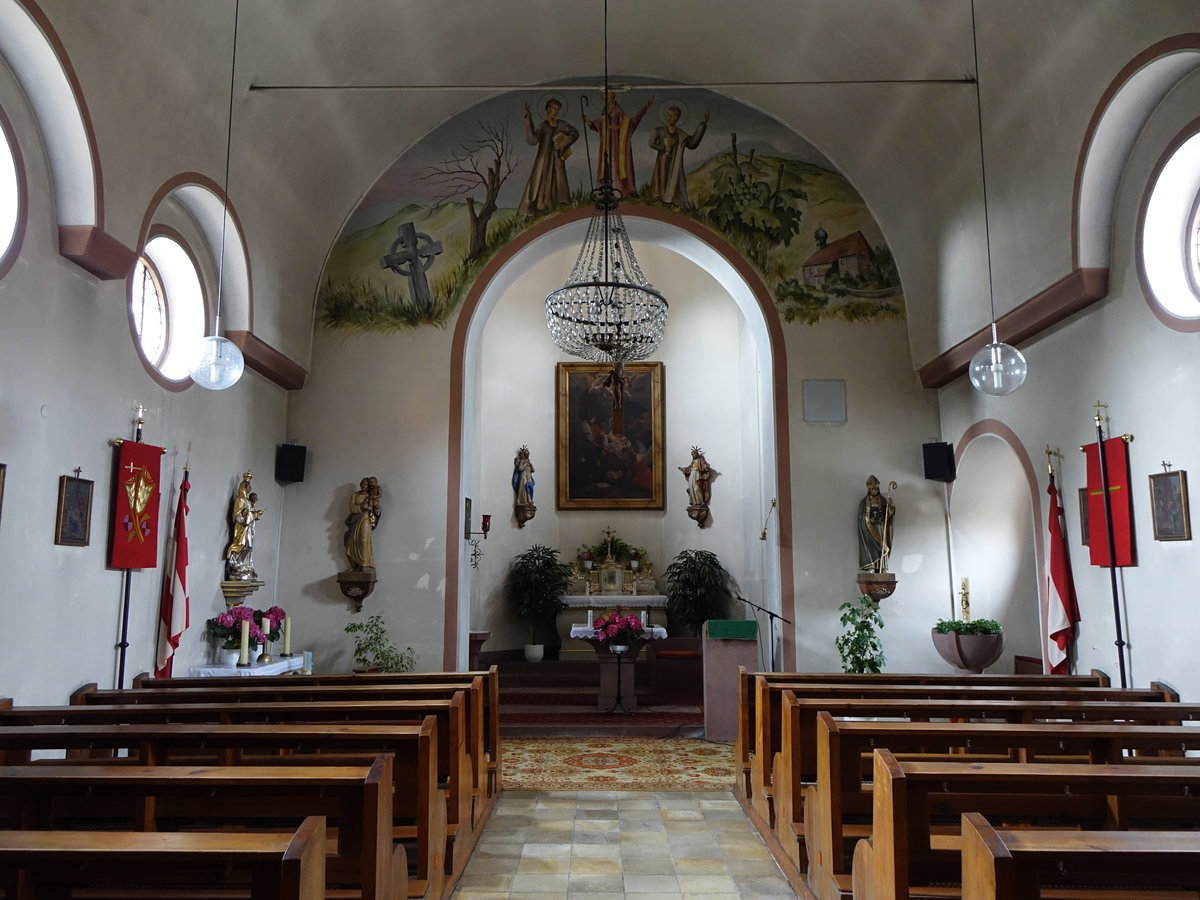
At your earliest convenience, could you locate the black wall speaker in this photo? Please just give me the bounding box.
[275,444,307,483]
[922,441,956,482]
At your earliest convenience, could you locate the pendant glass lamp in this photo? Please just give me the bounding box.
[966,0,1026,397]
[969,321,1027,395]
[543,0,667,364]
[189,0,244,391]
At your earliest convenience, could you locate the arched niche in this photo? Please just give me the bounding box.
[443,206,794,670]
[950,421,1044,669]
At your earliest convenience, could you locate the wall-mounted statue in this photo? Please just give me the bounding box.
[512,446,537,527]
[679,446,714,527]
[858,475,896,573]
[225,471,264,581]
[344,477,381,571]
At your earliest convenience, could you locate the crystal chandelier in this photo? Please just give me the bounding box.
[544,0,668,388]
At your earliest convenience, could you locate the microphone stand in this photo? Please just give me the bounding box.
[738,596,791,672]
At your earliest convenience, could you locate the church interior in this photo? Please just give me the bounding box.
[2,1,1200,896]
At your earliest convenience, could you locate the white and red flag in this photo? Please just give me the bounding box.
[154,470,190,678]
[1046,472,1080,674]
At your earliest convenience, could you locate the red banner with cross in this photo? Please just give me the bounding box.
[110,440,164,569]
[1084,436,1135,567]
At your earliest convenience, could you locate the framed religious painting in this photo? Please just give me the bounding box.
[54,475,94,546]
[1149,470,1191,541]
[556,361,664,509]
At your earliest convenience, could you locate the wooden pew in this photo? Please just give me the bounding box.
[0,814,326,900]
[804,714,1200,900]
[772,693,1200,866]
[0,758,401,900]
[132,667,503,798]
[733,669,1112,800]
[749,677,1169,826]
[959,812,1200,900]
[0,720,445,900]
[9,693,478,845]
[76,677,492,817]
[852,751,1200,900]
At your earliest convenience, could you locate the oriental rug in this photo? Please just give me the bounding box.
[501,736,736,791]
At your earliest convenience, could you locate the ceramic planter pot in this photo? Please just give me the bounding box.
[931,629,1004,674]
[524,644,544,663]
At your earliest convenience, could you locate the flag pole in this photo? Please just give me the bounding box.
[114,406,146,690]
[1092,403,1128,688]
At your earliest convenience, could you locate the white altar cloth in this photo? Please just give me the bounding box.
[562,594,667,608]
[569,624,668,641]
[186,656,305,677]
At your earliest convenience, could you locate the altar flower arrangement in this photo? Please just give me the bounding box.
[207,604,287,650]
[593,611,645,648]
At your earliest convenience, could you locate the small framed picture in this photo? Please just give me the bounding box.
[1149,470,1191,541]
[55,475,94,546]
[1077,488,1089,547]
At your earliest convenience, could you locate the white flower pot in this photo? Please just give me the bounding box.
[524,644,544,663]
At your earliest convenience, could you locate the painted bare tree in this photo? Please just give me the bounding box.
[420,120,518,260]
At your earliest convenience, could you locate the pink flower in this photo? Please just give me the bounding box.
[606,623,619,638]
[216,612,235,628]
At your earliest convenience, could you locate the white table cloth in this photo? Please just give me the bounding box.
[569,624,668,641]
[186,656,305,677]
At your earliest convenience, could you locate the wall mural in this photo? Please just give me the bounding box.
[319,83,904,332]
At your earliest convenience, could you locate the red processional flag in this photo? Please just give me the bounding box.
[110,440,164,569]
[1083,437,1135,567]
[1045,473,1080,674]
[155,472,190,678]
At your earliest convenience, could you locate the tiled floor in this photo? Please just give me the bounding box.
[452,790,798,899]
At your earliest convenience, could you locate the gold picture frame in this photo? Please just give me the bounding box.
[555,361,664,509]
[1149,470,1191,541]
[54,475,94,546]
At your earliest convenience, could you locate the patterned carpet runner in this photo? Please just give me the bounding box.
[501,736,736,791]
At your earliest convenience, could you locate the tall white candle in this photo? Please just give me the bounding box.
[237,619,250,666]
[283,616,292,656]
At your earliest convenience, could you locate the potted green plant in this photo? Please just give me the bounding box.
[344,613,417,673]
[505,544,571,662]
[835,595,886,673]
[663,548,735,637]
[931,618,1003,674]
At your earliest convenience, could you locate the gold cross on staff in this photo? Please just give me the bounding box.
[1093,400,1108,425]
[133,404,146,422]
[1044,444,1055,475]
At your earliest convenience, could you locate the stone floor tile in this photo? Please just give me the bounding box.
[623,873,683,892]
[733,874,796,894]
[518,855,571,874]
[677,874,738,894]
[671,857,729,875]
[726,856,787,876]
[454,872,514,892]
[522,841,574,858]
[511,872,571,892]
[622,856,678,876]
[566,872,626,893]
[461,854,522,876]
[661,808,705,820]
[570,857,622,875]
[571,843,621,859]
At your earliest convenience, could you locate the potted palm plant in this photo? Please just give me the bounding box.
[663,548,735,637]
[931,618,1004,674]
[505,544,571,662]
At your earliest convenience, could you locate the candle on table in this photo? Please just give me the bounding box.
[283,616,292,656]
[237,619,250,666]
[304,650,313,672]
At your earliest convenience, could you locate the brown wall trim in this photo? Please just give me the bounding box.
[58,225,135,280]
[226,330,307,391]
[918,267,1108,389]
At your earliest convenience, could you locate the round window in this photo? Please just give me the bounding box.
[128,235,205,382]
[0,112,20,270]
[1141,130,1200,320]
